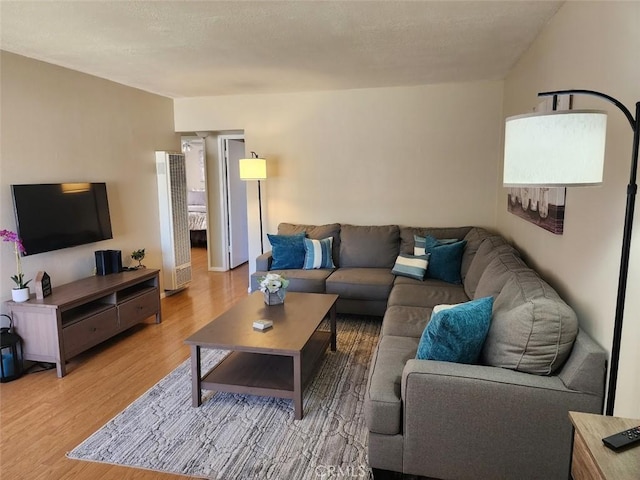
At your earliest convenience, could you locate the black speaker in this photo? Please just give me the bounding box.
[95,250,111,276]
[108,250,122,273]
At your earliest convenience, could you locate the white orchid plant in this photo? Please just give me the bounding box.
[1,229,31,289]
[259,273,290,293]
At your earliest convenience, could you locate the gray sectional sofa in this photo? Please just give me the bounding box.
[250,223,607,480]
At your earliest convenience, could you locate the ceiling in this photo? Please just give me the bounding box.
[0,1,564,99]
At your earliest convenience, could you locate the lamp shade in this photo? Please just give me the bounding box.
[239,158,267,180]
[503,109,608,187]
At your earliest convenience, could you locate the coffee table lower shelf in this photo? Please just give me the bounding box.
[193,330,332,419]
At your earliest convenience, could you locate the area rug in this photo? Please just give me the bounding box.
[67,316,380,479]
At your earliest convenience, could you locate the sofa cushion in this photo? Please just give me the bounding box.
[303,237,335,269]
[425,239,467,284]
[278,223,341,267]
[266,233,306,270]
[391,253,430,280]
[416,297,493,364]
[460,227,493,280]
[365,335,419,435]
[474,251,528,300]
[339,224,400,268]
[387,280,470,309]
[382,305,432,338]
[481,269,578,375]
[250,269,333,293]
[326,267,395,301]
[464,236,519,298]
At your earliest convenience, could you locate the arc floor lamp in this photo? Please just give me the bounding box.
[503,89,639,416]
[239,152,267,254]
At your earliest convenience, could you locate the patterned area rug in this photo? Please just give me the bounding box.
[67,316,381,479]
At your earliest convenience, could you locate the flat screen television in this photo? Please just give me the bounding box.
[11,183,113,256]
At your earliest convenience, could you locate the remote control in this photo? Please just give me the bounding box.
[602,425,640,451]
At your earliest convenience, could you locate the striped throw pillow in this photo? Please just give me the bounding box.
[392,253,430,280]
[303,237,336,269]
[414,235,428,256]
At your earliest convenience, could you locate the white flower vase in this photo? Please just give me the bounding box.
[11,287,30,303]
[263,289,286,305]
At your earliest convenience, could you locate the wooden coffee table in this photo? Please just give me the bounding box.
[184,291,338,420]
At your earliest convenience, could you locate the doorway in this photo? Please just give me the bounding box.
[181,136,208,254]
[219,135,249,269]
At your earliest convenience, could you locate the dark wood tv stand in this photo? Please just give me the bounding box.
[5,269,161,377]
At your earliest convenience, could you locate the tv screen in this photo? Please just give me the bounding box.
[11,183,113,256]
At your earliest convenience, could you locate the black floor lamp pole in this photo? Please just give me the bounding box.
[539,89,639,416]
[258,179,264,254]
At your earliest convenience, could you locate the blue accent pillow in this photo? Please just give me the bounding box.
[267,233,306,270]
[416,296,494,364]
[425,237,467,284]
[303,237,335,269]
[392,253,430,280]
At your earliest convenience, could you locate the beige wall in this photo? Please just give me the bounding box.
[0,52,180,298]
[499,2,640,417]
[174,81,504,272]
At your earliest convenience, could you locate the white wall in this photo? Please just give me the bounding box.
[174,81,504,273]
[499,2,640,417]
[0,52,180,299]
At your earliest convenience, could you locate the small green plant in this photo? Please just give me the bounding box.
[131,248,146,268]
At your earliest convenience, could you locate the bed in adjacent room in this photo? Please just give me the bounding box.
[188,189,207,247]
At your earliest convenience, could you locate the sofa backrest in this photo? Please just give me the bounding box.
[473,250,528,299]
[480,267,579,375]
[339,224,400,268]
[464,235,520,298]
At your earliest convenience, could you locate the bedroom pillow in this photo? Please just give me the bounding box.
[267,233,306,270]
[303,237,335,269]
[391,253,430,280]
[416,296,494,364]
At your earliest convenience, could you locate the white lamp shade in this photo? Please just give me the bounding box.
[239,158,267,180]
[503,109,608,187]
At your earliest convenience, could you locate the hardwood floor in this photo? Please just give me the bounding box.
[0,247,250,479]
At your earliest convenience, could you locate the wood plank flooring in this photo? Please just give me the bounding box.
[0,247,250,479]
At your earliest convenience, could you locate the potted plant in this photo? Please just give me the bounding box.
[131,248,146,269]
[1,230,31,302]
[258,273,290,305]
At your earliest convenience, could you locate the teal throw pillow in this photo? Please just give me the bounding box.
[414,234,459,256]
[425,237,467,284]
[392,253,430,280]
[303,237,335,269]
[267,233,306,270]
[416,296,494,364]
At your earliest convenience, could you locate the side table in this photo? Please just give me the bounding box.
[569,411,640,480]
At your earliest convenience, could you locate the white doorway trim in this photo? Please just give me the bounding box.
[217,134,248,271]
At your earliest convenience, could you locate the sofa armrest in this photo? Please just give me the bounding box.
[400,360,603,479]
[255,251,273,272]
[557,329,607,396]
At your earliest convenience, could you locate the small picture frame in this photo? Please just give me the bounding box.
[35,271,52,300]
